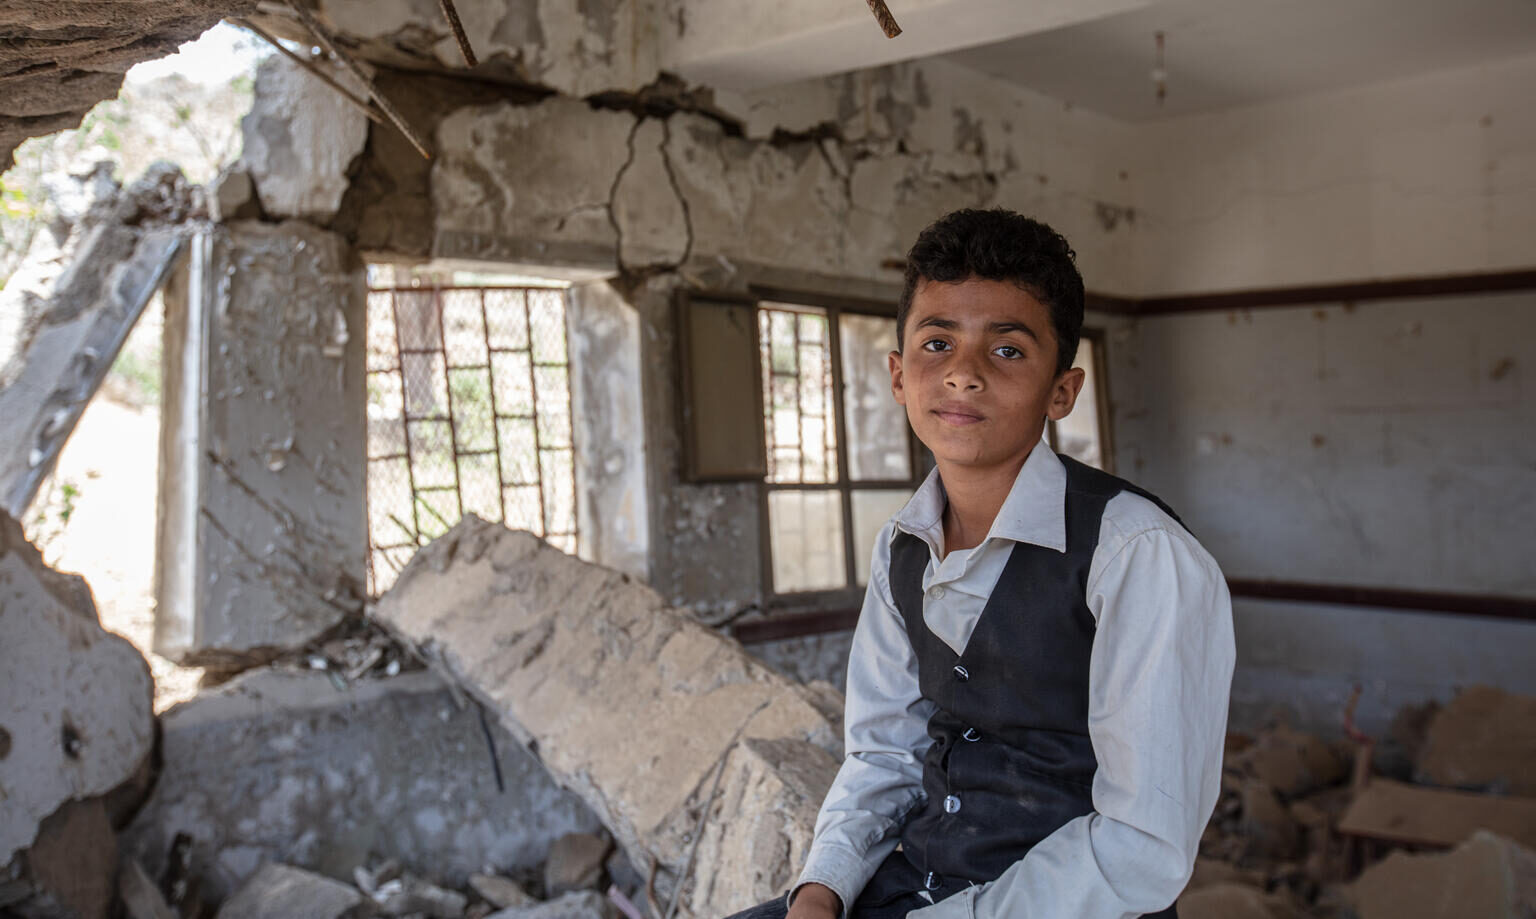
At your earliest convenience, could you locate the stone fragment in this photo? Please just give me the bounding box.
[366,871,467,918]
[1178,883,1306,919]
[118,857,177,919]
[214,863,364,919]
[6,797,119,919]
[371,518,843,917]
[1227,723,1348,799]
[544,832,612,897]
[1237,780,1300,860]
[1349,831,1536,919]
[123,669,603,904]
[486,890,607,919]
[469,874,536,910]
[154,220,366,665]
[242,55,370,221]
[1417,686,1536,795]
[0,510,154,864]
[208,164,260,223]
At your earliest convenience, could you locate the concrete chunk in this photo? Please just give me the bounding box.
[214,863,364,919]
[487,890,607,919]
[123,669,603,904]
[371,518,843,916]
[543,832,612,897]
[242,56,369,221]
[1349,831,1536,919]
[1417,686,1536,795]
[0,510,153,865]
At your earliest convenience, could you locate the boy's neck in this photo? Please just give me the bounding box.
[937,452,1031,556]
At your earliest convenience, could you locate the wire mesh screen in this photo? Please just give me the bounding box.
[365,285,578,595]
[759,305,838,484]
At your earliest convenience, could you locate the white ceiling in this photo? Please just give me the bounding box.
[940,0,1536,121]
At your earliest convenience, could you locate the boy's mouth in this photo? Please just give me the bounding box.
[933,403,985,425]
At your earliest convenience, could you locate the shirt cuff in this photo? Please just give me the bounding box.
[788,844,873,918]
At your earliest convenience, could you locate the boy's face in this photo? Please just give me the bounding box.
[889,277,1085,474]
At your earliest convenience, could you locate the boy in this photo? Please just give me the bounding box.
[728,209,1234,919]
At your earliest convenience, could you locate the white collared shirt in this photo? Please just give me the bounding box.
[794,440,1235,919]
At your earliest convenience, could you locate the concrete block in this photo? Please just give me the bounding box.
[242,55,369,221]
[154,221,367,666]
[371,517,843,916]
[543,832,611,897]
[0,510,153,865]
[208,165,259,224]
[1349,831,1536,919]
[122,669,604,904]
[1417,686,1536,796]
[214,863,363,919]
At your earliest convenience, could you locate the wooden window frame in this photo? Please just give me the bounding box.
[1044,326,1115,474]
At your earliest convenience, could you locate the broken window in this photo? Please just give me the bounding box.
[757,299,920,597]
[365,271,578,593]
[1045,328,1114,472]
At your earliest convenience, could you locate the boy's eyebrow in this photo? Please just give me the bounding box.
[989,321,1040,343]
[914,316,1042,343]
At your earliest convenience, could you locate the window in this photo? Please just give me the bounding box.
[364,272,577,594]
[1045,328,1113,473]
[756,298,921,597]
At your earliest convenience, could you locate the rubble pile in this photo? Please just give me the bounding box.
[1183,687,1536,919]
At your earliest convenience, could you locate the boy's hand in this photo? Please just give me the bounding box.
[787,882,842,919]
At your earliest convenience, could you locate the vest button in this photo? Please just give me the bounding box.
[953,665,969,682]
[925,871,941,891]
[962,727,980,742]
[943,794,961,814]
[928,585,946,600]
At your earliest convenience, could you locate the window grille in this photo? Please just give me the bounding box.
[365,284,577,594]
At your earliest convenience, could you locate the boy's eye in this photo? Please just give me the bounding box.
[921,339,951,352]
[994,345,1022,359]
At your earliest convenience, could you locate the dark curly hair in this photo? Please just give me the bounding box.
[898,208,1084,376]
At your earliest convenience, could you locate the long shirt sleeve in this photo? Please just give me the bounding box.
[909,516,1235,919]
[792,520,936,914]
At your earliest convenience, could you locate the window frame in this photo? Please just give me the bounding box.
[750,286,926,610]
[1043,326,1115,474]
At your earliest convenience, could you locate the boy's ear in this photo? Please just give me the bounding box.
[1045,366,1086,421]
[888,350,906,405]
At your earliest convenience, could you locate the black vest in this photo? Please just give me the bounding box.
[890,455,1184,914]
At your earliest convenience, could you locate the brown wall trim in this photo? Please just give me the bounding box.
[1226,580,1536,623]
[1087,268,1536,317]
[732,581,1536,644]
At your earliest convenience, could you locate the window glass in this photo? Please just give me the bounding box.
[839,313,912,482]
[1055,339,1104,469]
[851,489,913,585]
[768,490,847,591]
[760,305,838,484]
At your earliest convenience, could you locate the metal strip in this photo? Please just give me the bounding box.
[433,284,467,519]
[522,289,548,537]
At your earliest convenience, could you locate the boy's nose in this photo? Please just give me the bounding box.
[944,353,985,390]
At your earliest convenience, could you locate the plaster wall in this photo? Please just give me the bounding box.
[1105,290,1536,732]
[1131,51,1536,295]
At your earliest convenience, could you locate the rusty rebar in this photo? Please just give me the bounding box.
[865,0,902,38]
[234,18,383,124]
[437,0,478,67]
[285,0,434,159]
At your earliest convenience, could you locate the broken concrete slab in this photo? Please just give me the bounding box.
[1337,778,1536,850]
[122,668,604,904]
[470,873,536,910]
[486,890,607,919]
[214,863,364,919]
[1177,883,1306,919]
[1226,723,1349,800]
[543,832,612,897]
[1416,685,1536,796]
[0,509,154,866]
[371,517,844,916]
[154,220,367,666]
[1348,831,1536,919]
[242,55,370,222]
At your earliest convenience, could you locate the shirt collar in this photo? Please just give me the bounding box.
[893,439,1068,555]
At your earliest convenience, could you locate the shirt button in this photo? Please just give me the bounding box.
[953,665,970,682]
[927,585,946,600]
[924,871,941,890]
[943,794,962,814]
[962,727,981,742]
